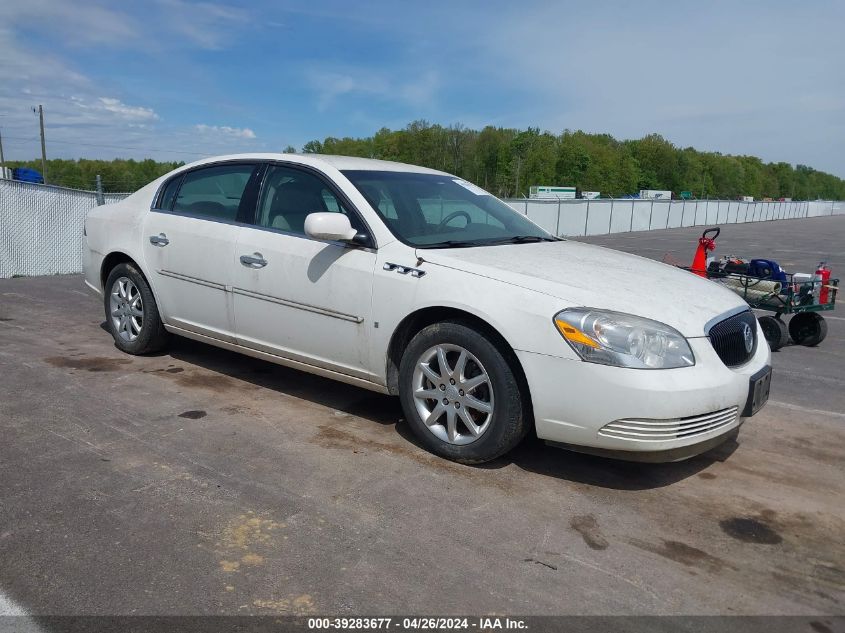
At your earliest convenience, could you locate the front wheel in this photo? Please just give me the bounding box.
[758,315,788,351]
[104,262,169,355]
[398,321,528,464]
[788,312,827,346]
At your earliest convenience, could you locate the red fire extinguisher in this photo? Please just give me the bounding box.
[816,262,832,304]
[691,227,720,277]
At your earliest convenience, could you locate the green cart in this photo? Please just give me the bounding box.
[713,273,839,351]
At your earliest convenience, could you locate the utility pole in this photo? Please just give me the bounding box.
[0,127,6,179]
[95,174,105,206]
[34,105,47,184]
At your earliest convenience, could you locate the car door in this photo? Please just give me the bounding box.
[232,163,378,381]
[142,162,262,343]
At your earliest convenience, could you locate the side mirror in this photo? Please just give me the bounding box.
[304,212,357,242]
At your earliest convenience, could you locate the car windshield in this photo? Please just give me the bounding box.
[341,170,556,248]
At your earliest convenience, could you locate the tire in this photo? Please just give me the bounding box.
[788,312,827,346]
[104,262,169,355]
[398,320,528,464]
[758,315,788,351]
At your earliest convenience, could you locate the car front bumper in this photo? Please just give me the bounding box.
[516,326,771,462]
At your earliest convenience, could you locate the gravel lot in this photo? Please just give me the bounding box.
[0,215,843,617]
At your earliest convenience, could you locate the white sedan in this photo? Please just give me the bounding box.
[83,153,772,463]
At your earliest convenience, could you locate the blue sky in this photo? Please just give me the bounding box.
[1,0,843,176]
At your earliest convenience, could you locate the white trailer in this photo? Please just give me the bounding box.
[639,189,672,200]
[530,186,576,200]
[581,191,600,200]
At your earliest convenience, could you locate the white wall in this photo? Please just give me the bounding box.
[504,198,844,237]
[0,177,842,278]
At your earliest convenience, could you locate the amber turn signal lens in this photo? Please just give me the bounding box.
[554,319,599,349]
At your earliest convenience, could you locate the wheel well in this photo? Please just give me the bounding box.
[385,307,533,419]
[100,252,139,289]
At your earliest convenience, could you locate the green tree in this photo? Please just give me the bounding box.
[9,123,845,199]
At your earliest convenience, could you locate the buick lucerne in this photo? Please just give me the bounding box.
[83,154,771,463]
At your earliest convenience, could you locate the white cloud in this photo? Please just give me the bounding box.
[464,2,845,176]
[3,0,138,47]
[153,0,250,50]
[2,0,252,54]
[0,20,259,163]
[98,98,159,121]
[194,124,257,139]
[306,67,440,111]
[3,0,841,177]
[400,71,439,107]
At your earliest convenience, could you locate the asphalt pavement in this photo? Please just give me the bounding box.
[0,215,842,618]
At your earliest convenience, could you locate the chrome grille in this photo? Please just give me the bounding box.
[598,407,739,442]
[709,310,758,367]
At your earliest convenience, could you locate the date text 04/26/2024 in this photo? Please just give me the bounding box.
[307,618,528,630]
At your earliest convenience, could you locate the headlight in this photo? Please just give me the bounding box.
[554,308,695,369]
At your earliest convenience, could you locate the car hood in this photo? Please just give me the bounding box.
[417,240,747,337]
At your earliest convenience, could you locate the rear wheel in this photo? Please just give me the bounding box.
[104,262,169,355]
[758,315,788,351]
[398,321,528,464]
[788,312,827,346]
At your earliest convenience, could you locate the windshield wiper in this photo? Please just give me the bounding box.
[421,235,560,249]
[488,235,560,244]
[422,240,486,249]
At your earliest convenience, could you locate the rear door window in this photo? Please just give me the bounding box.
[172,164,258,222]
[157,175,182,211]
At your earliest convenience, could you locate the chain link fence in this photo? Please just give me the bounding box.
[0,179,129,278]
[1,177,843,278]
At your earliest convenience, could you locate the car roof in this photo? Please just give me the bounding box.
[178,153,450,175]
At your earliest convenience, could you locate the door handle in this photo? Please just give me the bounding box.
[240,253,268,268]
[149,233,169,247]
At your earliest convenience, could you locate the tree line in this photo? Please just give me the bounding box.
[303,123,845,200]
[4,122,844,199]
[2,158,184,193]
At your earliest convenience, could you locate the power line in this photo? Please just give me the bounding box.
[0,134,216,157]
[0,137,39,145]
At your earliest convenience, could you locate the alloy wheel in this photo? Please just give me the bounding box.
[109,277,143,342]
[411,344,495,445]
